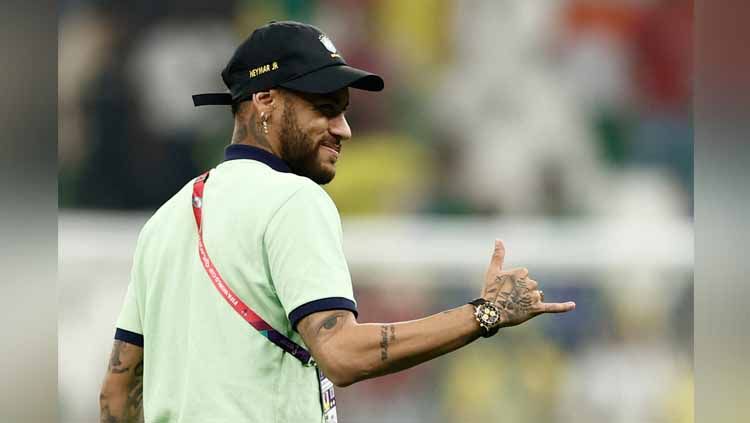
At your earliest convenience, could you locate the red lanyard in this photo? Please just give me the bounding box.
[191,171,314,366]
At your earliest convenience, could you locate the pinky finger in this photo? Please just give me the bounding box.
[539,302,576,314]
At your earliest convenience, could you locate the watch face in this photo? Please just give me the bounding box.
[476,303,500,327]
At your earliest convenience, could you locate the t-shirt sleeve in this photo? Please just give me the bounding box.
[114,243,145,347]
[265,182,357,331]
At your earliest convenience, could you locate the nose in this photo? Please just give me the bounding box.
[328,113,351,141]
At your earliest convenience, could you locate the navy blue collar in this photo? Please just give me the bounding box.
[223,144,291,173]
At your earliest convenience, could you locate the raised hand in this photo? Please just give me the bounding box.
[481,240,575,328]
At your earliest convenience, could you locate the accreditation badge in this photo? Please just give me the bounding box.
[317,367,338,423]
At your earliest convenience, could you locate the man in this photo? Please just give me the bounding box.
[99,20,575,423]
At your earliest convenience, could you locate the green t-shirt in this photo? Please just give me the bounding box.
[115,145,357,423]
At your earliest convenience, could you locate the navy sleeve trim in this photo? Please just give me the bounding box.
[114,328,144,347]
[289,297,358,332]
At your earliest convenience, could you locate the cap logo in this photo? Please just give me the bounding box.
[319,34,341,58]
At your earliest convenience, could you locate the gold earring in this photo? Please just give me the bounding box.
[261,112,269,134]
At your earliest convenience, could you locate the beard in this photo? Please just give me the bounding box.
[279,102,336,185]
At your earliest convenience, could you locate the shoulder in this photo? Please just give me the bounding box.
[134,178,195,250]
[289,176,334,202]
[264,177,343,237]
[214,160,325,200]
[265,167,330,200]
[277,177,338,216]
[221,164,337,218]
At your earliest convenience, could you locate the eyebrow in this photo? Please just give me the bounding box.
[314,98,349,110]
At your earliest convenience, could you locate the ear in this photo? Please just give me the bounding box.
[251,91,276,117]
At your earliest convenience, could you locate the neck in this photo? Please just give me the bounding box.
[231,118,281,158]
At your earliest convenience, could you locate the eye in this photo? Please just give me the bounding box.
[316,104,340,117]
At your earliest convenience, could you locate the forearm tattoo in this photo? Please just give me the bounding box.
[379,325,395,361]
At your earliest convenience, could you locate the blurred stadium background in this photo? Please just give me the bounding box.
[58,1,693,422]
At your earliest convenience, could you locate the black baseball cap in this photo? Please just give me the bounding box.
[193,20,384,106]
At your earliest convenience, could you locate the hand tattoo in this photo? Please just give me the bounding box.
[493,275,535,325]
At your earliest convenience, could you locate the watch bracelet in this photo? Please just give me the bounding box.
[468,298,501,338]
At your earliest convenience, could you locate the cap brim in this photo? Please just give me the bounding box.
[192,93,233,106]
[279,65,384,94]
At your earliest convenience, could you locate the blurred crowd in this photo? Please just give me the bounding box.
[59,1,693,422]
[59,0,692,217]
[334,267,693,423]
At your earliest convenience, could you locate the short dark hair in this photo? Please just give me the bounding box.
[232,99,255,116]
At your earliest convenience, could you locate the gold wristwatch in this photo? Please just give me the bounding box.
[469,298,501,338]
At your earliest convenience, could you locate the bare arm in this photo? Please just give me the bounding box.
[298,240,576,387]
[298,304,481,387]
[99,340,144,423]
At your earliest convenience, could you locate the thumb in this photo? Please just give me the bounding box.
[489,239,505,271]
